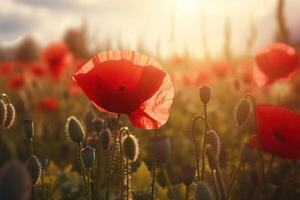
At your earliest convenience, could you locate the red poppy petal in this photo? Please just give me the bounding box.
[74,50,168,114]
[129,74,174,129]
[254,105,300,159]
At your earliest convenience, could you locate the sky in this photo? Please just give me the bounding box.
[0,0,300,58]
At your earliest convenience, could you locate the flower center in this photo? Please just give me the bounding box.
[119,85,126,91]
[273,130,285,144]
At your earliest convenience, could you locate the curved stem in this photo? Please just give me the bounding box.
[226,162,242,200]
[215,167,226,200]
[245,94,265,182]
[0,93,10,104]
[151,155,156,200]
[162,165,173,200]
[185,185,190,200]
[191,114,207,181]
[201,104,209,180]
[42,170,46,200]
[87,169,91,200]
[126,158,130,200]
[78,143,87,188]
[119,127,124,200]
[212,171,220,200]
[105,113,121,200]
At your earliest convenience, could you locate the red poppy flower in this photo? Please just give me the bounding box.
[0,62,13,75]
[254,43,298,86]
[42,42,73,79]
[250,104,300,159]
[30,62,46,78]
[41,96,58,112]
[210,61,232,78]
[195,68,212,86]
[73,50,174,129]
[9,74,25,90]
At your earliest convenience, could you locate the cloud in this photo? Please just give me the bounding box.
[0,13,37,41]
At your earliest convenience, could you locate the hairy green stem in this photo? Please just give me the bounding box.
[201,104,209,180]
[105,113,121,200]
[78,143,87,188]
[226,162,242,200]
[162,165,173,200]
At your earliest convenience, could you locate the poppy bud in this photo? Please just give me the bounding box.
[206,130,220,160]
[3,103,16,129]
[199,85,211,104]
[195,181,213,200]
[148,136,171,165]
[181,165,195,186]
[123,134,139,162]
[81,146,96,169]
[206,145,218,170]
[26,155,41,185]
[100,128,113,150]
[23,120,34,140]
[240,143,255,165]
[39,157,49,171]
[92,117,104,133]
[0,100,7,127]
[0,161,31,200]
[106,117,118,130]
[234,98,250,127]
[65,116,85,144]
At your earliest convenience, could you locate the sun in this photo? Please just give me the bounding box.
[174,0,200,13]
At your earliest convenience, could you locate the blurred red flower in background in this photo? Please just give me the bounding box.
[30,62,46,78]
[40,96,58,112]
[251,104,300,159]
[254,43,298,86]
[0,62,13,75]
[9,74,25,90]
[73,50,174,129]
[210,61,232,78]
[42,42,73,79]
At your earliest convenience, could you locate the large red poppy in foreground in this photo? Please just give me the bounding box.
[73,50,174,129]
[42,42,72,79]
[254,43,298,86]
[251,104,300,159]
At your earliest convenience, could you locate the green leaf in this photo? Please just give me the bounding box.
[131,162,152,192]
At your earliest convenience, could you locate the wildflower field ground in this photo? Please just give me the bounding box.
[0,0,300,200]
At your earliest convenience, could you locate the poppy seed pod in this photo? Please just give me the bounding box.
[181,165,195,186]
[123,134,139,161]
[81,146,96,169]
[0,161,31,200]
[235,98,251,127]
[148,136,171,165]
[100,128,113,150]
[106,117,118,131]
[65,116,85,143]
[206,130,221,160]
[23,120,34,140]
[199,85,211,104]
[92,117,104,133]
[240,143,255,164]
[195,181,213,200]
[206,145,218,170]
[3,103,16,129]
[0,100,7,127]
[26,155,41,185]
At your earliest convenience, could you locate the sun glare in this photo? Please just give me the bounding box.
[174,0,200,13]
